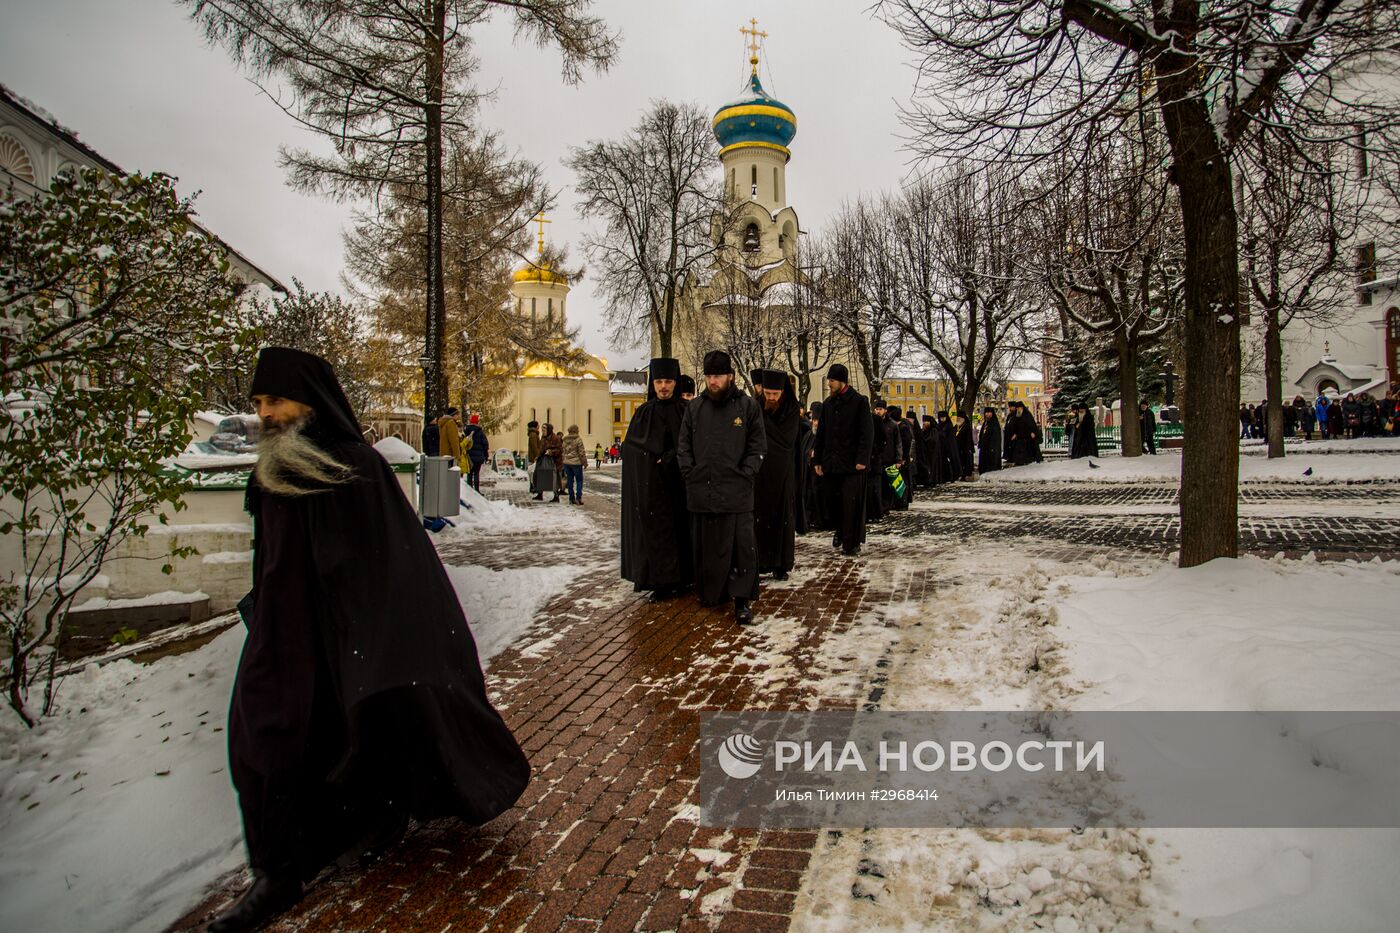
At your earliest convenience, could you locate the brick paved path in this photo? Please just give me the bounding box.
[169,477,1400,932]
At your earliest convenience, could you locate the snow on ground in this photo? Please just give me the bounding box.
[983,449,1400,484]
[791,547,1400,933]
[1240,436,1400,456]
[0,495,592,933]
[433,480,590,536]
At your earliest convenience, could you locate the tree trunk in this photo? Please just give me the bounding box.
[1158,69,1241,567]
[1117,334,1142,457]
[1264,305,1286,458]
[423,0,448,419]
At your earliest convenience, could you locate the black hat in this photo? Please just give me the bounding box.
[810,400,823,417]
[888,404,902,418]
[649,357,681,382]
[827,363,850,383]
[527,420,539,429]
[703,350,734,375]
[750,369,764,390]
[677,374,696,395]
[760,369,789,391]
[983,406,995,414]
[872,398,886,409]
[922,414,935,423]
[250,346,362,446]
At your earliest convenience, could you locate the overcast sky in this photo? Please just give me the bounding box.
[2,0,921,370]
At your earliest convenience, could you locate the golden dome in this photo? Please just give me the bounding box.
[512,261,567,284]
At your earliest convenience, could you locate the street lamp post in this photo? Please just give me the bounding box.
[418,353,434,423]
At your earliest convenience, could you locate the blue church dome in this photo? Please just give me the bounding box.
[713,73,796,159]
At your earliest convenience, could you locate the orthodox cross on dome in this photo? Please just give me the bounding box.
[740,18,767,76]
[533,210,552,255]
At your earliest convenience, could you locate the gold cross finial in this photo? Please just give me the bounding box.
[534,210,552,256]
[740,18,767,76]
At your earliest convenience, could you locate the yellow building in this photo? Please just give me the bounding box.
[608,369,648,446]
[487,219,613,458]
[882,375,957,417]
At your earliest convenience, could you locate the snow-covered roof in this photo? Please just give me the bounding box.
[610,370,648,395]
[1007,368,1043,383]
[373,437,418,464]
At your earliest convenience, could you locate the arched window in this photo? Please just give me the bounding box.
[773,167,780,203]
[531,297,537,319]
[750,164,757,196]
[743,223,760,252]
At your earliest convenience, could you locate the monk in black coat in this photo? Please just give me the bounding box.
[1005,400,1043,465]
[1069,403,1100,459]
[953,410,975,479]
[215,348,528,933]
[804,402,828,531]
[937,411,959,481]
[978,407,1002,475]
[621,357,692,602]
[794,411,814,534]
[751,369,799,578]
[679,351,767,623]
[813,365,873,556]
[873,401,900,514]
[922,415,946,484]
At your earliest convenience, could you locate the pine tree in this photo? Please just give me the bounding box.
[1049,338,1095,419]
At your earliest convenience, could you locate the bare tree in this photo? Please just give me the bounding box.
[1238,136,1362,458]
[1034,141,1184,457]
[568,100,724,359]
[815,200,907,400]
[184,0,615,418]
[878,0,1400,565]
[888,168,1046,419]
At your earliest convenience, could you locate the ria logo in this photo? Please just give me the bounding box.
[717,732,765,779]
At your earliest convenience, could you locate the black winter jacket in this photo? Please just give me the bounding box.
[678,386,767,513]
[814,386,874,475]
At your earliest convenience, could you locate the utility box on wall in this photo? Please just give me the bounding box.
[420,456,462,518]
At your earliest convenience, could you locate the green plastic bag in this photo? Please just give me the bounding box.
[885,464,906,498]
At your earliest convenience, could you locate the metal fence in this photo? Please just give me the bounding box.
[1043,423,1185,450]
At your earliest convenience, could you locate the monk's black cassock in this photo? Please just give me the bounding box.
[232,348,528,880]
[620,358,692,593]
[752,369,799,575]
[679,357,766,607]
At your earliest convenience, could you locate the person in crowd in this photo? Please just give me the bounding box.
[539,424,563,503]
[952,410,974,478]
[212,348,528,933]
[805,401,828,532]
[937,410,959,480]
[422,413,441,456]
[978,406,1002,474]
[907,410,932,488]
[561,425,587,505]
[678,351,766,624]
[751,369,799,580]
[1281,400,1296,438]
[896,406,919,503]
[594,443,603,468]
[1379,390,1397,437]
[1358,392,1378,437]
[1139,401,1157,455]
[526,421,542,499]
[621,358,693,603]
[463,413,489,492]
[795,404,815,535]
[436,406,467,472]
[922,414,946,484]
[868,399,893,521]
[812,364,872,557]
[877,402,904,513]
[1239,404,1253,440]
[1296,396,1316,440]
[1315,394,1330,440]
[678,375,697,401]
[1069,402,1100,459]
[1005,401,1042,465]
[1342,393,1360,438]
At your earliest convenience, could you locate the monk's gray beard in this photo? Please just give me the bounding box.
[255,422,354,497]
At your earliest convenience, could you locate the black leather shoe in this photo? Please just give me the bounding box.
[842,546,861,557]
[773,571,789,581]
[207,872,303,933]
[734,599,754,625]
[648,587,676,603]
[831,533,842,549]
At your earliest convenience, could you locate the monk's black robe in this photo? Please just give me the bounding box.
[232,350,527,881]
[755,395,799,574]
[620,393,692,593]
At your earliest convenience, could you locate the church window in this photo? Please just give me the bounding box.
[920,384,927,395]
[743,223,760,253]
[562,409,566,427]
[1356,128,1370,178]
[729,167,735,197]
[773,167,779,203]
[531,297,538,318]
[531,408,537,421]
[548,297,554,320]
[547,408,551,424]
[587,410,592,433]
[614,405,622,423]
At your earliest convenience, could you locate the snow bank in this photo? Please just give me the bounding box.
[372,436,418,464]
[1241,436,1400,456]
[983,451,1400,484]
[1052,556,1400,932]
[435,481,590,536]
[0,547,587,932]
